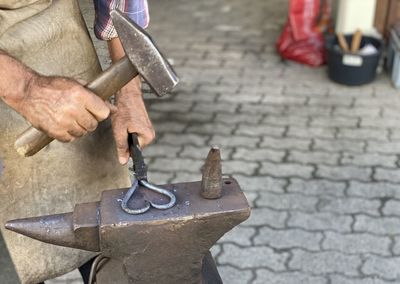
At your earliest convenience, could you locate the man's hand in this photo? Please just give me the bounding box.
[18,76,113,142]
[111,76,155,164]
[107,37,155,164]
[0,51,113,142]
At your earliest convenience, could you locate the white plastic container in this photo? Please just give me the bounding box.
[336,0,377,34]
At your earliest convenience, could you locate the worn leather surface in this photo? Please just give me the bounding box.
[0,0,130,283]
[0,0,51,36]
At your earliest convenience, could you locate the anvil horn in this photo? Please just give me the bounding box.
[5,202,100,252]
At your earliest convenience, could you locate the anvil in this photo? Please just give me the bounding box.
[6,177,250,283]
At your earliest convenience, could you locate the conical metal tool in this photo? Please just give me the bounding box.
[201,146,223,199]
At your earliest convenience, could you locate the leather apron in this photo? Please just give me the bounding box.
[0,0,130,283]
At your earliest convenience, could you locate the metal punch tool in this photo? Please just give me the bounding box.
[121,134,176,214]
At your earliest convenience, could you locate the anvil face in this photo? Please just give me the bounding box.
[98,177,250,284]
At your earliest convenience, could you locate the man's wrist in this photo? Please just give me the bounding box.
[0,51,38,113]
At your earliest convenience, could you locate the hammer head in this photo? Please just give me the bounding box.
[111,10,179,97]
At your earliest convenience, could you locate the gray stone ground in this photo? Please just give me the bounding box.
[48,0,400,283]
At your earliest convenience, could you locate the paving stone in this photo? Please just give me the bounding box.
[233,147,285,162]
[341,152,397,168]
[316,165,372,181]
[174,92,218,102]
[382,200,400,216]
[392,236,400,255]
[254,270,328,284]
[287,126,336,139]
[322,190,379,213]
[288,211,352,233]
[260,161,314,179]
[311,117,358,128]
[333,107,381,118]
[244,191,259,207]
[284,83,328,96]
[348,181,400,199]
[362,256,400,281]
[309,97,353,107]
[322,231,391,255]
[170,172,201,183]
[219,93,263,103]
[356,98,400,107]
[154,121,188,133]
[210,135,260,148]
[285,106,332,117]
[186,123,234,135]
[242,208,288,228]
[354,215,400,235]
[218,266,253,284]
[215,113,262,124]
[383,108,400,118]
[375,168,400,183]
[262,115,309,127]
[368,141,400,154]
[330,275,392,284]
[210,244,222,258]
[261,136,311,151]
[257,192,318,212]
[263,95,307,105]
[158,133,209,146]
[389,129,400,140]
[193,102,238,114]
[150,158,203,173]
[362,118,400,129]
[254,227,322,251]
[337,128,388,141]
[288,150,339,165]
[240,103,285,115]
[222,160,258,175]
[220,226,256,246]
[287,178,346,197]
[143,144,182,158]
[234,175,287,193]
[313,139,365,153]
[151,112,214,123]
[219,244,289,271]
[289,249,362,276]
[236,124,285,137]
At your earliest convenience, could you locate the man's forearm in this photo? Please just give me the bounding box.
[0,50,37,112]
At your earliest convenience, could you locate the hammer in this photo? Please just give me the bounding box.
[14,10,179,157]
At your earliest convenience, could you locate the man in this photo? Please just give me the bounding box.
[0,0,154,283]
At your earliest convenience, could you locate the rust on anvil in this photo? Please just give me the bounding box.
[5,178,250,284]
[201,146,223,199]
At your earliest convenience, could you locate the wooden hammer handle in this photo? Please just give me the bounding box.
[336,33,349,52]
[351,29,363,53]
[15,56,138,157]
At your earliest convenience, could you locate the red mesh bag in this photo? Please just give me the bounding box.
[277,0,331,67]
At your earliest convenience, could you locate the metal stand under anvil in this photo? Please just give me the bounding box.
[5,149,250,283]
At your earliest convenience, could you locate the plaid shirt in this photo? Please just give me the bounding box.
[94,0,149,40]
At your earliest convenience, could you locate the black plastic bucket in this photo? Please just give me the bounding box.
[325,35,383,86]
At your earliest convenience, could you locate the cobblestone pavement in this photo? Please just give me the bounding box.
[48,0,400,283]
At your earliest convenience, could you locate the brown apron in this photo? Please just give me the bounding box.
[0,0,130,283]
